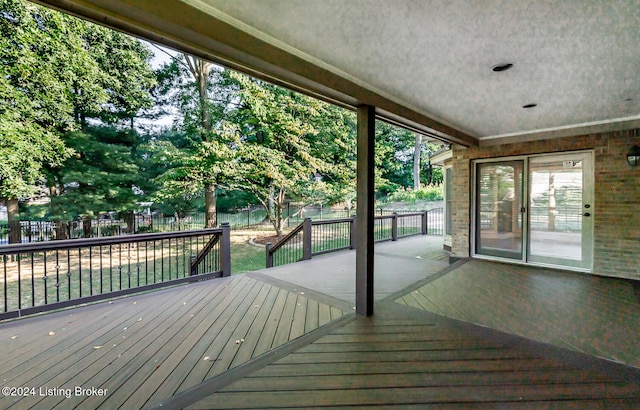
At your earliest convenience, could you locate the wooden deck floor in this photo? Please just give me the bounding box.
[0,273,352,409]
[259,235,450,303]
[396,259,640,369]
[1,237,639,409]
[188,303,640,409]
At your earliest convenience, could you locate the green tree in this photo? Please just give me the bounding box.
[0,0,77,241]
[222,72,354,237]
[375,122,415,196]
[46,126,142,236]
[1,0,157,239]
[83,25,157,128]
[153,55,237,227]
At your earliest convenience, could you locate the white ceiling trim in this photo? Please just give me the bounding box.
[483,114,640,141]
[479,116,640,147]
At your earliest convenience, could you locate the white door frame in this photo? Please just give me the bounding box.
[471,150,594,273]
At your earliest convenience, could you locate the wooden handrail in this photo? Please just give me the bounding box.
[268,221,305,254]
[0,228,224,254]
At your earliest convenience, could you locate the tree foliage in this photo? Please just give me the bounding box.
[225,73,356,235]
[2,0,443,237]
[151,68,356,236]
[47,126,141,221]
[0,0,156,223]
[0,0,74,198]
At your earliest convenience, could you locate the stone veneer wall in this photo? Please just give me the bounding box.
[451,129,640,280]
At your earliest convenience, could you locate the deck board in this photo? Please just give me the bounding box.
[189,308,640,409]
[2,280,225,410]
[396,259,640,368]
[0,273,351,410]
[257,235,450,303]
[1,237,639,409]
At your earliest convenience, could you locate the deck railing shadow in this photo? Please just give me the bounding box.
[266,208,443,268]
[0,224,230,321]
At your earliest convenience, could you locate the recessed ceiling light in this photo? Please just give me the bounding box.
[522,103,538,109]
[492,63,514,72]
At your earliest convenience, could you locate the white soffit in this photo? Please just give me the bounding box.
[197,0,640,142]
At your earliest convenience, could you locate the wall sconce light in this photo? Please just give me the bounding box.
[627,145,640,166]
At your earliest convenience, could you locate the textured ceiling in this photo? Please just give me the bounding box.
[197,0,640,140]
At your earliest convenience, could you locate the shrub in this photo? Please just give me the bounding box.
[383,185,443,203]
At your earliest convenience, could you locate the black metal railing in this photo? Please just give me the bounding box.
[265,220,308,268]
[0,225,230,320]
[312,218,354,256]
[266,209,443,268]
[1,206,443,244]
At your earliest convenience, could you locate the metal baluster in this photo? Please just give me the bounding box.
[152,240,156,284]
[161,239,164,282]
[4,255,8,312]
[99,245,103,294]
[43,251,48,305]
[118,243,123,290]
[136,241,140,287]
[109,245,113,292]
[89,246,93,296]
[30,252,35,307]
[55,251,60,303]
[66,250,71,300]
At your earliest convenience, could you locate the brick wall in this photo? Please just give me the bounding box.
[451,129,640,280]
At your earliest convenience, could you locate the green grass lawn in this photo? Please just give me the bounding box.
[231,242,265,274]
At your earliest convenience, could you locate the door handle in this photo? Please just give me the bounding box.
[583,213,591,217]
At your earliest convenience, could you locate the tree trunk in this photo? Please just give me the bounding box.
[82,216,92,238]
[6,198,21,244]
[49,182,69,240]
[186,55,217,229]
[204,183,217,228]
[124,210,135,234]
[275,202,283,238]
[413,133,421,189]
[268,184,275,220]
[55,222,69,240]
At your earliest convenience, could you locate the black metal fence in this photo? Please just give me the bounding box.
[1,206,442,244]
[266,208,443,268]
[0,225,230,320]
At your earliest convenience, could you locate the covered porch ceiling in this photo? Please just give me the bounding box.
[36,0,640,147]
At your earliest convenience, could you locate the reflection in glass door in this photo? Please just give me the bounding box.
[475,161,524,259]
[474,153,594,271]
[528,154,593,270]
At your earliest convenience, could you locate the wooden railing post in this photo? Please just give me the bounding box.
[422,210,429,235]
[266,242,273,268]
[221,222,231,277]
[350,215,357,249]
[392,213,398,241]
[302,218,312,260]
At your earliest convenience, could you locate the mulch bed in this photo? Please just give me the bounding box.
[252,234,282,245]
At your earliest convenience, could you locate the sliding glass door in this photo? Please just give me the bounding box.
[475,161,524,259]
[474,152,593,271]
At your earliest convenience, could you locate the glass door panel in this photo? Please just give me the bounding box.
[528,153,593,269]
[476,161,524,259]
